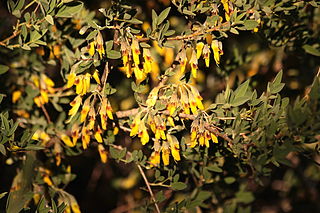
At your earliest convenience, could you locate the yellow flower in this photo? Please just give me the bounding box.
[67,73,76,88]
[88,41,95,56]
[196,42,204,59]
[80,98,90,123]
[131,39,140,65]
[60,133,74,147]
[143,48,152,73]
[190,130,197,148]
[98,144,107,163]
[96,31,105,58]
[81,126,90,149]
[106,101,113,120]
[40,91,49,103]
[94,126,103,143]
[203,44,211,67]
[189,50,198,78]
[167,116,175,126]
[140,128,149,145]
[161,143,170,166]
[146,86,160,107]
[211,40,223,65]
[189,84,204,110]
[150,151,160,166]
[130,114,141,136]
[68,95,82,116]
[167,134,180,161]
[211,133,218,143]
[92,70,101,84]
[179,50,187,74]
[87,108,96,130]
[12,90,22,103]
[134,66,147,84]
[71,125,80,146]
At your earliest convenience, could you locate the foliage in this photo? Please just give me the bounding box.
[0,0,319,212]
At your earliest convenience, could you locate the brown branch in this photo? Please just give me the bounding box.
[40,104,52,124]
[137,164,161,213]
[137,22,230,42]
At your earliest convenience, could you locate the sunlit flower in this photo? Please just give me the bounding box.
[12,90,22,103]
[143,48,152,74]
[146,86,160,107]
[196,42,204,59]
[60,133,74,147]
[98,144,108,163]
[167,134,181,161]
[80,97,90,123]
[94,126,103,143]
[81,125,90,149]
[96,31,105,58]
[68,95,82,116]
[189,50,198,78]
[131,38,140,65]
[202,44,211,67]
[211,40,223,65]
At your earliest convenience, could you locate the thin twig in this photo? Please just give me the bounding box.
[137,22,230,42]
[137,164,161,213]
[41,104,52,124]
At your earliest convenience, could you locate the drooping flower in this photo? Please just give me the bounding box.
[60,133,74,147]
[131,38,140,66]
[167,134,181,161]
[189,50,198,78]
[146,86,160,107]
[211,40,223,65]
[68,95,82,117]
[98,144,108,163]
[81,125,90,149]
[196,42,204,59]
[202,44,211,67]
[80,97,90,123]
[143,48,153,74]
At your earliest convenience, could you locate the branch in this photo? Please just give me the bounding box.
[137,22,230,42]
[137,164,161,213]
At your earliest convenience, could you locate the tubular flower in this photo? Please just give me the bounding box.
[149,151,161,166]
[67,72,76,88]
[71,124,80,146]
[81,126,90,149]
[131,38,140,65]
[161,142,170,166]
[189,123,218,148]
[12,90,22,103]
[32,74,55,107]
[87,108,96,130]
[134,65,147,84]
[100,98,109,130]
[196,42,204,59]
[146,86,160,107]
[211,40,223,65]
[130,114,141,136]
[88,41,95,56]
[221,0,231,21]
[96,31,105,58]
[80,97,90,123]
[94,126,103,143]
[32,130,50,145]
[143,48,153,73]
[68,95,82,116]
[98,144,108,163]
[202,44,211,67]
[189,50,198,78]
[154,116,166,140]
[92,70,101,84]
[138,123,149,145]
[167,92,178,115]
[188,84,204,110]
[167,134,181,161]
[180,86,191,114]
[121,41,133,77]
[60,133,74,147]
[178,49,187,74]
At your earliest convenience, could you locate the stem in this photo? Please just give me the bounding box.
[137,164,161,213]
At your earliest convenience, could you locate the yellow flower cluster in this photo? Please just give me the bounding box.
[120,39,153,84]
[147,83,204,116]
[178,40,223,79]
[31,74,55,107]
[87,31,105,58]
[190,120,218,148]
[66,69,100,95]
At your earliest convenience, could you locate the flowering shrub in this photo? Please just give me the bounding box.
[0,0,319,212]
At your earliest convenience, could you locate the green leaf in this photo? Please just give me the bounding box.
[56,2,83,18]
[0,144,6,156]
[86,30,98,40]
[207,164,223,173]
[171,182,187,190]
[157,7,171,25]
[107,50,121,59]
[234,79,250,97]
[224,177,236,184]
[109,146,120,159]
[45,15,54,25]
[0,65,9,75]
[303,44,320,56]
[128,18,143,25]
[235,191,255,204]
[152,9,158,30]
[14,0,25,11]
[243,20,258,30]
